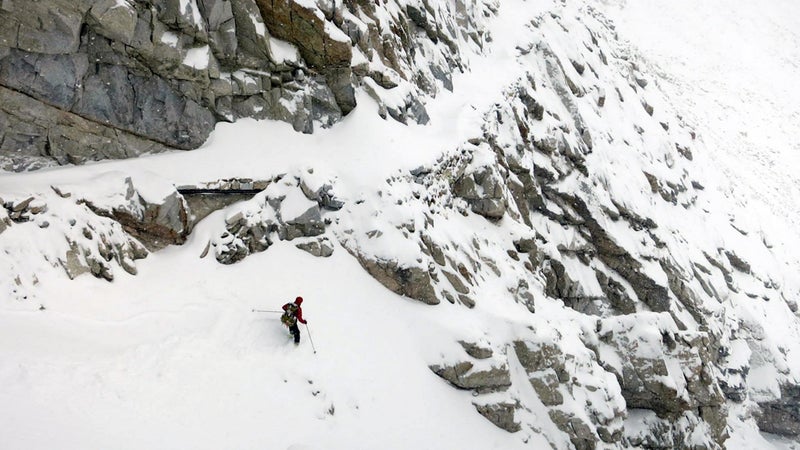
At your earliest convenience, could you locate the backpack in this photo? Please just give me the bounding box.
[281,303,298,327]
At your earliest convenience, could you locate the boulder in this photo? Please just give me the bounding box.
[469,199,505,220]
[542,258,583,302]
[459,341,493,359]
[453,165,507,221]
[295,237,334,257]
[757,384,800,436]
[156,0,208,39]
[281,205,325,240]
[529,371,564,406]
[473,402,520,433]
[548,410,598,450]
[430,361,511,393]
[352,252,439,305]
[442,270,469,295]
[299,182,345,211]
[510,279,536,313]
[383,92,430,125]
[724,250,751,274]
[513,237,539,254]
[420,234,446,267]
[215,215,276,264]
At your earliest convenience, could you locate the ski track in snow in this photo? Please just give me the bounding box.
[0,238,527,450]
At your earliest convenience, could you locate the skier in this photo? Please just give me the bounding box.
[281,296,307,345]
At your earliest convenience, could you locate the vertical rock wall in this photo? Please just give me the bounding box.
[0,0,494,170]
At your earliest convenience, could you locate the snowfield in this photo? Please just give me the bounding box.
[604,0,800,231]
[0,239,533,449]
[1,0,799,449]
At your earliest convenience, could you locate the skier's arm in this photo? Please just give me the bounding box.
[296,308,307,324]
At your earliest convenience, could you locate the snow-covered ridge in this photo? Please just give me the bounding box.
[1,0,799,449]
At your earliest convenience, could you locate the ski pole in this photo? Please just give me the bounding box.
[305,323,317,354]
[252,309,282,313]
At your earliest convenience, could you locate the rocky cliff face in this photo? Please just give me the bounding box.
[0,0,487,170]
[1,0,799,448]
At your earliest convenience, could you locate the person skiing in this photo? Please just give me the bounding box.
[281,296,307,345]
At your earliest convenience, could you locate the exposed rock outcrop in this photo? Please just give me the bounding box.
[60,176,191,251]
[295,236,334,257]
[594,314,728,446]
[453,164,507,221]
[0,0,338,168]
[1,1,798,448]
[2,191,148,283]
[474,402,521,433]
[254,0,355,113]
[514,337,627,447]
[430,360,511,393]
[0,0,492,170]
[757,384,800,437]
[211,176,335,264]
[0,85,173,171]
[179,178,271,227]
[351,253,439,305]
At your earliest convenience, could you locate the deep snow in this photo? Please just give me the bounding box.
[1,0,799,449]
[604,0,800,230]
[0,235,534,449]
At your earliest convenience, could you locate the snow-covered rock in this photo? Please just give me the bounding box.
[210,174,337,264]
[56,173,190,251]
[0,0,497,169]
[1,0,799,448]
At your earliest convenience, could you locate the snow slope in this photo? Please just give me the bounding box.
[604,0,800,230]
[1,0,799,449]
[0,234,535,449]
[0,1,553,448]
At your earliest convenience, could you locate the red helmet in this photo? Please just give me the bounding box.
[295,296,303,305]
